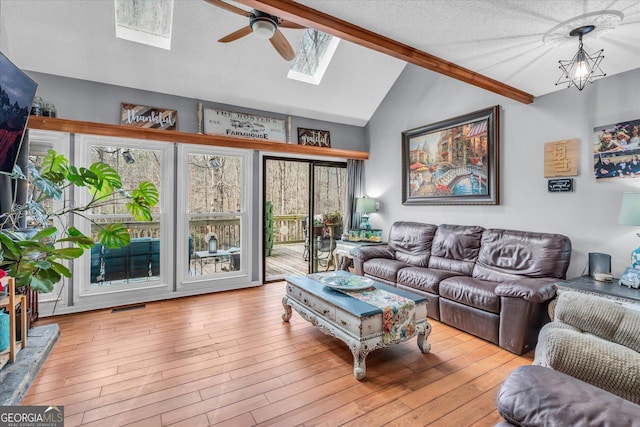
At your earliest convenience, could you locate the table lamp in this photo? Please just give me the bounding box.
[356,197,376,229]
[618,192,640,268]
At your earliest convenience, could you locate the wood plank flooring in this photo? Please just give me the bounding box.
[24,282,532,426]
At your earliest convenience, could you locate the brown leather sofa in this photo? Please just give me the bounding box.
[352,221,572,355]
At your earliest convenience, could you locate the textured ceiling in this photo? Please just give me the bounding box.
[1,0,639,127]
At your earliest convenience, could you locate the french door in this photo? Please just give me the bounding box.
[263,157,346,282]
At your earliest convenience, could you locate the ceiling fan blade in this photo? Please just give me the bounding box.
[204,0,251,17]
[279,19,305,30]
[270,29,296,61]
[218,25,253,43]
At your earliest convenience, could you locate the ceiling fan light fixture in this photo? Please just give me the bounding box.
[250,11,277,39]
[555,25,606,91]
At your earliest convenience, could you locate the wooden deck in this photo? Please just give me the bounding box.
[265,242,341,281]
[265,243,309,281]
[25,281,533,426]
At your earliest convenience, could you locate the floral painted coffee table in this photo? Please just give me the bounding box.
[282,271,431,380]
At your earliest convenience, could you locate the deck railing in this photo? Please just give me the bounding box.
[93,214,309,252]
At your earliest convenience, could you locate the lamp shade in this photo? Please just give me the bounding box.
[355,197,376,214]
[618,192,640,225]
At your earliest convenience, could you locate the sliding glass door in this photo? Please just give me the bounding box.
[263,157,346,281]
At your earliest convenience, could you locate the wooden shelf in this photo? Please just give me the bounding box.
[28,116,369,161]
[0,278,27,369]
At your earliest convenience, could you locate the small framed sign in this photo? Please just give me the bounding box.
[548,178,573,192]
[298,128,331,147]
[120,103,178,130]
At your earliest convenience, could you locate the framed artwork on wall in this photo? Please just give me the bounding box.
[593,118,640,180]
[401,105,500,205]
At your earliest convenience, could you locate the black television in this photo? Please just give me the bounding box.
[0,51,38,175]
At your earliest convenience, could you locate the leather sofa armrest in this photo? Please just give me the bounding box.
[494,278,556,303]
[352,245,393,276]
[497,365,640,427]
[351,245,393,262]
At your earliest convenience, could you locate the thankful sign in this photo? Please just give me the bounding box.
[120,103,178,130]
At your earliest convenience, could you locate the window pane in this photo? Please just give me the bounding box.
[89,146,162,215]
[188,215,241,276]
[188,154,241,214]
[87,145,163,285]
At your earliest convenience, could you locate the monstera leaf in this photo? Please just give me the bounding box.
[0,149,159,293]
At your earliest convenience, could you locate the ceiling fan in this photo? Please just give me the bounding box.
[204,0,304,61]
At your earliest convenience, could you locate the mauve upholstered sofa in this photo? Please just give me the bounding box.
[352,221,572,354]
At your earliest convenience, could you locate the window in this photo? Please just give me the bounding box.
[288,29,340,85]
[178,146,252,286]
[74,135,173,301]
[114,0,174,50]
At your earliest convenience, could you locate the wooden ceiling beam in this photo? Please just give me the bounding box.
[234,0,534,104]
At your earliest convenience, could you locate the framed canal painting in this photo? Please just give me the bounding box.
[402,105,500,205]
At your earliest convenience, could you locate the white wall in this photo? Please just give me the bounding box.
[365,65,640,279]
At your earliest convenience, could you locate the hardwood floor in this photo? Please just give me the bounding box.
[24,282,532,426]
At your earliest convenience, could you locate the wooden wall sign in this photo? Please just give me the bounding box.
[298,127,331,147]
[544,138,578,177]
[203,108,286,142]
[120,103,178,130]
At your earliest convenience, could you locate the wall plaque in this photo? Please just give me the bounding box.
[548,178,573,192]
[544,139,578,177]
[203,108,286,142]
[120,103,177,130]
[297,127,331,147]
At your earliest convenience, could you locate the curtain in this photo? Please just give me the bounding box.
[344,159,365,231]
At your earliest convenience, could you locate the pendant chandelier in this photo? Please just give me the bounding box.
[555,25,606,91]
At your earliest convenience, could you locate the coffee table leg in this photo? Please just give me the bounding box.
[416,321,432,353]
[352,344,367,380]
[282,297,292,322]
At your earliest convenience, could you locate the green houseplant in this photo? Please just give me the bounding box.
[322,210,343,225]
[0,149,159,293]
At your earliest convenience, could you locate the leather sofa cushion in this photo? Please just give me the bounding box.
[397,266,462,294]
[429,224,484,275]
[440,298,500,344]
[388,221,437,267]
[363,258,410,283]
[474,228,571,281]
[439,276,500,313]
[497,365,640,427]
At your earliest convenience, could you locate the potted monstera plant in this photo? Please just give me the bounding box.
[0,149,159,293]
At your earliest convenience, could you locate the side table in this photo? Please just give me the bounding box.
[334,240,386,271]
[556,275,640,311]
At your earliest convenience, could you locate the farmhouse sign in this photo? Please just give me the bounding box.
[203,108,286,142]
[298,127,331,147]
[120,103,178,130]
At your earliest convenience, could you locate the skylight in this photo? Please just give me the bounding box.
[115,0,174,50]
[288,29,340,85]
